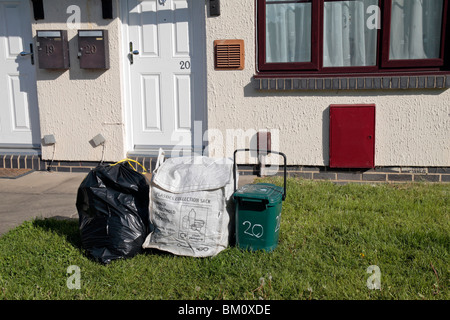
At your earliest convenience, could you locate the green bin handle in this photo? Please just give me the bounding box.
[233,149,287,201]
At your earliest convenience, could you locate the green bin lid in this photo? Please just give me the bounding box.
[233,183,284,205]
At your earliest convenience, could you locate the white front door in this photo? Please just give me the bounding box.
[0,0,40,148]
[123,0,206,154]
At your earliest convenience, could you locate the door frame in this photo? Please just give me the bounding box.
[120,0,208,157]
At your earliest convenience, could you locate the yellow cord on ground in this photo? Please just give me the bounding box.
[111,158,147,173]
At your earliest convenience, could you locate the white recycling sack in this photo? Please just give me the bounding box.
[142,150,238,257]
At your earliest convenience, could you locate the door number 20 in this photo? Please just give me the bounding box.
[180,61,191,69]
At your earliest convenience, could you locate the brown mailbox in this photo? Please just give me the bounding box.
[36,30,70,69]
[78,30,110,69]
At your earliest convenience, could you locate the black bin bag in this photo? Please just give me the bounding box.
[76,162,150,264]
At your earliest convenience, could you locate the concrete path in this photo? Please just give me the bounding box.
[0,171,256,237]
[0,171,86,236]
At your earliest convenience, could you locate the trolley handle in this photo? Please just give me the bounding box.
[233,149,287,201]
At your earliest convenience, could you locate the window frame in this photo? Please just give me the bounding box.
[320,0,381,74]
[256,0,450,75]
[257,0,320,71]
[380,0,449,69]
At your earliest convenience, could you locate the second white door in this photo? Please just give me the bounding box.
[124,0,206,153]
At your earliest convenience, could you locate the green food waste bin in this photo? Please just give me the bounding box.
[233,149,287,252]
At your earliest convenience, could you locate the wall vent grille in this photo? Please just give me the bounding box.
[214,40,244,70]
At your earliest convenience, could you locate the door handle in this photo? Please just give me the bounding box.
[129,42,139,64]
[19,44,35,65]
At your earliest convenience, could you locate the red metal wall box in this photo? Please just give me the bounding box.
[329,104,375,168]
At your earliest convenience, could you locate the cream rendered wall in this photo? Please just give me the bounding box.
[205,1,450,166]
[33,0,125,162]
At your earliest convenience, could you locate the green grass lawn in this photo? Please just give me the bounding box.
[0,178,448,300]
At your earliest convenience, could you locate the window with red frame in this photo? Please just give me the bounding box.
[257,0,449,74]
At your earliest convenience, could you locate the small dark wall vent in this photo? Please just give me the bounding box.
[31,0,44,20]
[102,0,113,19]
